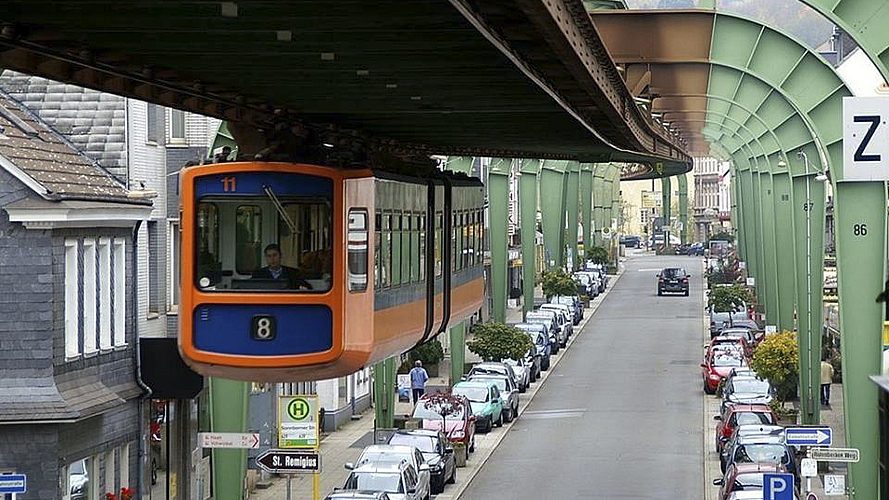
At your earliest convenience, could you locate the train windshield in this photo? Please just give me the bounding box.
[194,171,333,292]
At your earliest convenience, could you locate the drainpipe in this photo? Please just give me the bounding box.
[132,219,152,500]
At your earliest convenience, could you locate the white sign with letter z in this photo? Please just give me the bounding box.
[843,97,889,181]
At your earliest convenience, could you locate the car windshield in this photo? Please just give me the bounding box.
[471,377,507,391]
[735,444,788,465]
[555,297,574,306]
[453,387,489,403]
[412,402,465,420]
[471,366,506,376]
[389,434,437,453]
[663,268,684,277]
[731,379,770,394]
[713,355,744,367]
[735,412,775,426]
[344,472,403,493]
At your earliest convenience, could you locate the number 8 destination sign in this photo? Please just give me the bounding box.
[279,395,319,449]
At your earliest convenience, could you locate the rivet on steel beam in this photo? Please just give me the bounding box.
[276,31,292,42]
[385,83,397,89]
[410,96,421,101]
[356,70,369,76]
[321,52,335,61]
[221,2,238,18]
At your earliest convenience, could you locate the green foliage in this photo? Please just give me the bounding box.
[751,331,799,402]
[708,285,751,313]
[586,246,609,265]
[707,255,743,287]
[541,269,578,298]
[467,323,534,362]
[407,340,444,365]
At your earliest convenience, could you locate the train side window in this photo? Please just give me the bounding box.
[383,214,391,287]
[452,213,458,271]
[435,212,443,277]
[401,214,410,285]
[347,209,368,292]
[235,205,263,275]
[393,213,402,286]
[374,212,382,288]
[418,215,425,281]
[408,214,416,283]
[467,212,475,266]
[196,203,220,284]
[478,208,484,261]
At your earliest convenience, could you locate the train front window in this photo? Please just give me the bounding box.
[194,172,333,292]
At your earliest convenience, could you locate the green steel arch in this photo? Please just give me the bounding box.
[799,0,889,80]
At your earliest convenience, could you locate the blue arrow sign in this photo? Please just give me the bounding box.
[0,474,26,494]
[786,426,832,446]
[763,473,794,500]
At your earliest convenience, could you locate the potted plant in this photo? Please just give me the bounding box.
[751,331,799,423]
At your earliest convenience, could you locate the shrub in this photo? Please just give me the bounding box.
[708,284,752,313]
[587,246,609,265]
[541,269,578,298]
[751,331,799,402]
[407,340,444,366]
[467,322,534,362]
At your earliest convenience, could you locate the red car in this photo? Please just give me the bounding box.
[701,350,747,394]
[714,404,777,453]
[412,394,476,461]
[713,463,787,500]
[708,335,752,358]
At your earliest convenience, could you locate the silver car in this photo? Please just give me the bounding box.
[342,461,427,500]
[525,311,561,353]
[468,374,519,423]
[501,358,530,392]
[539,304,573,344]
[469,361,524,393]
[345,445,431,500]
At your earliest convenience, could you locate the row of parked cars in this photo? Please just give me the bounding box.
[326,271,604,500]
[699,308,804,499]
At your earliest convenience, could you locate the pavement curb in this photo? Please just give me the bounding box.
[449,266,626,500]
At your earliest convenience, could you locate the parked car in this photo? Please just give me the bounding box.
[538,305,572,344]
[620,235,641,248]
[721,327,759,350]
[713,463,788,500]
[714,403,778,454]
[346,444,430,500]
[468,374,519,423]
[710,309,751,338]
[513,324,551,371]
[326,491,392,500]
[584,264,608,291]
[387,430,457,494]
[451,381,503,432]
[573,272,598,298]
[526,310,561,352]
[701,350,748,394]
[722,435,799,481]
[657,267,690,296]
[502,357,533,389]
[551,295,582,324]
[468,362,520,393]
[719,424,785,470]
[708,335,753,360]
[410,394,476,458]
[688,242,705,256]
[721,376,774,413]
[69,459,89,500]
[342,461,428,500]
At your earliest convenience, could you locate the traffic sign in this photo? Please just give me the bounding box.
[824,474,846,495]
[255,449,321,474]
[199,432,260,449]
[0,474,26,494]
[786,427,832,447]
[800,458,817,477]
[843,96,889,181]
[279,395,319,449]
[763,473,794,500]
[809,447,860,462]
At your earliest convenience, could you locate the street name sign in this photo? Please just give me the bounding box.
[809,447,860,462]
[255,449,321,474]
[763,473,794,500]
[843,96,889,181]
[199,432,260,449]
[0,474,26,494]
[786,427,832,447]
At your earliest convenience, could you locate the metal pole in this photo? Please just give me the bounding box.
[802,150,814,419]
[286,476,291,500]
[313,471,319,500]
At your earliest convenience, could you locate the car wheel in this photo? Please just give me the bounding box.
[657,289,663,296]
[151,459,158,485]
[469,436,475,453]
[495,413,503,427]
[703,379,715,395]
[520,384,527,393]
[448,464,457,484]
[504,409,512,423]
[684,290,689,296]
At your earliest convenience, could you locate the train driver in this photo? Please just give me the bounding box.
[252,244,313,290]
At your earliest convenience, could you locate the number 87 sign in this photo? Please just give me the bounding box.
[843,96,889,181]
[279,395,319,449]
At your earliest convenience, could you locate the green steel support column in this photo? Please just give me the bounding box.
[566,162,581,270]
[750,172,767,320]
[660,176,671,242]
[740,170,759,287]
[732,170,746,263]
[373,357,397,428]
[758,172,780,327]
[540,161,567,269]
[678,174,689,245]
[610,167,621,260]
[559,169,569,262]
[592,166,606,247]
[602,176,613,250]
[580,164,594,264]
[210,378,248,500]
[835,181,886,500]
[771,172,797,333]
[488,158,511,323]
[791,173,826,424]
[444,156,475,385]
[519,159,540,317]
[449,322,465,385]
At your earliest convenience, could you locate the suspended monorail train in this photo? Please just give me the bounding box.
[179,162,485,381]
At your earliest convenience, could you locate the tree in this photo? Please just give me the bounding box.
[586,246,608,266]
[751,331,799,402]
[467,323,534,362]
[708,284,751,313]
[421,391,467,438]
[541,269,578,298]
[408,339,444,365]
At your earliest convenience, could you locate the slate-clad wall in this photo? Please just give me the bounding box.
[0,425,59,499]
[0,71,128,183]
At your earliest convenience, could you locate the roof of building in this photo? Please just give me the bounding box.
[0,90,149,205]
[0,374,140,423]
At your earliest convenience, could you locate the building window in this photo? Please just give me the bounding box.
[146,103,164,144]
[119,443,130,490]
[170,109,186,144]
[83,239,98,354]
[104,449,115,495]
[99,238,112,350]
[168,221,180,312]
[148,221,161,315]
[65,239,79,358]
[113,238,126,346]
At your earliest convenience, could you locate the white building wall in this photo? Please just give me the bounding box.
[316,379,339,412]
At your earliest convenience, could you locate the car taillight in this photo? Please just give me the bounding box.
[682,278,688,283]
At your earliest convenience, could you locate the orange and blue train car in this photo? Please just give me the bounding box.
[179,161,485,381]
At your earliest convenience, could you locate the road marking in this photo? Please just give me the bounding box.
[637,268,662,272]
[521,411,584,420]
[524,408,587,414]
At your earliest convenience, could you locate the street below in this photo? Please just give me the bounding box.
[460,253,705,499]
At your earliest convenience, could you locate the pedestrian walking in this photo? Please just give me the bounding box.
[409,360,429,405]
[821,359,835,406]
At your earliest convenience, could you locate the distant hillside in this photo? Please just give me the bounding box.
[625,0,833,49]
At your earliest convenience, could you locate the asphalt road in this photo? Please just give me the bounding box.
[459,254,705,499]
